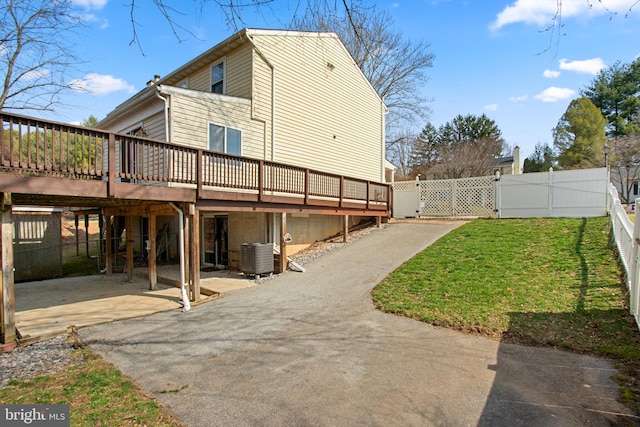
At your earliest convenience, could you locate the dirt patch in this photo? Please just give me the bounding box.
[61,214,101,246]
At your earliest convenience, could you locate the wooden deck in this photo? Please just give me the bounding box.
[0,111,390,215]
[0,111,391,349]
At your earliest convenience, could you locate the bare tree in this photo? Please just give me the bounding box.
[426,138,505,180]
[609,132,640,203]
[291,1,435,134]
[540,1,639,55]
[426,138,503,179]
[386,130,416,180]
[0,0,85,112]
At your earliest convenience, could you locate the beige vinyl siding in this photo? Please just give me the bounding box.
[143,111,166,141]
[227,44,252,98]
[250,33,384,182]
[168,91,264,159]
[251,48,274,159]
[184,44,253,99]
[189,67,210,93]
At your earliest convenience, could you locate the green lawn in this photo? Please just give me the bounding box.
[373,217,640,361]
[0,348,184,426]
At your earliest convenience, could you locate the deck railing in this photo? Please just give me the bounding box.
[1,111,389,210]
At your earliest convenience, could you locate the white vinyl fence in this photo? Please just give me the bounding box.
[393,168,608,219]
[608,184,640,330]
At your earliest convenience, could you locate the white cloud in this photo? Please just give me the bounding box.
[491,0,639,30]
[484,104,498,111]
[534,86,576,103]
[559,58,606,75]
[510,95,528,102]
[70,73,135,95]
[543,69,560,78]
[70,0,107,9]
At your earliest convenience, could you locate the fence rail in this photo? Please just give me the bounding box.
[607,184,640,330]
[0,111,389,211]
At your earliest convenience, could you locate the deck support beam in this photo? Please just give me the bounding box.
[148,214,157,290]
[105,214,113,275]
[125,215,133,282]
[188,205,200,302]
[279,212,287,274]
[0,193,16,350]
[343,215,349,243]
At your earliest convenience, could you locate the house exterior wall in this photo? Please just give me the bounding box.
[143,111,167,141]
[98,30,385,183]
[228,212,268,270]
[249,32,385,182]
[285,214,367,254]
[166,87,265,158]
[186,43,253,98]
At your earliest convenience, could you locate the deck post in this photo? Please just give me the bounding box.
[0,193,16,350]
[125,215,133,282]
[343,215,349,243]
[84,214,90,257]
[183,207,191,290]
[148,214,157,290]
[75,215,79,256]
[105,214,113,275]
[188,204,200,302]
[279,212,287,273]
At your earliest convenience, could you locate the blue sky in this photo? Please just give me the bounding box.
[55,0,640,161]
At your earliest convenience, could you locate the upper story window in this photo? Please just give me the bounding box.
[209,123,241,156]
[211,61,225,94]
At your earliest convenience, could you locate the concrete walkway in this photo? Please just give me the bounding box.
[78,221,639,426]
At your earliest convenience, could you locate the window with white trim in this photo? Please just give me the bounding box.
[211,61,225,94]
[209,123,241,155]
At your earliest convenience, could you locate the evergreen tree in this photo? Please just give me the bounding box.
[523,143,556,172]
[582,58,640,137]
[553,97,608,169]
[410,114,506,178]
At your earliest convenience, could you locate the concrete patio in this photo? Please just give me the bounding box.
[14,265,258,343]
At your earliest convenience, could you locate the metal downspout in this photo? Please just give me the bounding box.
[156,87,170,141]
[169,203,190,311]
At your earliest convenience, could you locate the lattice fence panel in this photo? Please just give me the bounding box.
[453,176,496,216]
[413,175,496,217]
[393,181,417,192]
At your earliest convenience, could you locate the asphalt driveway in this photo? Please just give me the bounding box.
[78,221,639,426]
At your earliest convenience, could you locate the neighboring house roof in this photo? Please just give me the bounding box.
[494,156,514,168]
